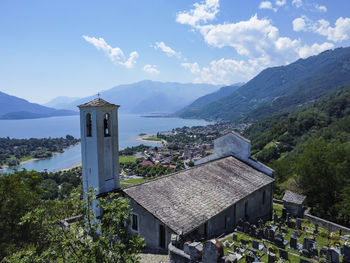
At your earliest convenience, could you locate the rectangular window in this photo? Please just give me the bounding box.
[262,191,266,205]
[131,214,138,232]
[159,224,166,249]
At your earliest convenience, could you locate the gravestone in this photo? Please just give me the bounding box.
[243,221,251,234]
[188,242,203,261]
[296,218,302,229]
[288,220,296,229]
[314,224,319,234]
[202,240,223,263]
[241,239,249,245]
[268,229,275,241]
[232,233,238,241]
[249,224,257,237]
[275,233,285,248]
[282,208,287,219]
[279,248,289,260]
[273,213,279,222]
[343,245,350,263]
[264,228,269,240]
[286,212,290,223]
[326,248,339,263]
[267,253,276,263]
[252,240,260,250]
[290,237,297,250]
[303,237,311,250]
[237,218,244,232]
[257,229,264,240]
[246,253,255,263]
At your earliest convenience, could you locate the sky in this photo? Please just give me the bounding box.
[1,0,350,104]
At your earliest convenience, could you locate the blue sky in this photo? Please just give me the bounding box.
[1,0,350,103]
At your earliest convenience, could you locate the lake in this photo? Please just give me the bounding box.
[0,114,211,172]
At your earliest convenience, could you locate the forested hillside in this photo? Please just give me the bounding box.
[178,46,350,121]
[244,83,350,226]
[176,84,241,118]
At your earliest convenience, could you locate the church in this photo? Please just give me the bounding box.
[78,98,275,251]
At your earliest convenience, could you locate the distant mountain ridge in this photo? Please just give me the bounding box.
[44,96,81,109]
[177,46,350,121]
[0,91,78,120]
[176,83,243,118]
[52,80,219,114]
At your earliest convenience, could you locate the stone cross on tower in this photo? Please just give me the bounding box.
[78,98,120,206]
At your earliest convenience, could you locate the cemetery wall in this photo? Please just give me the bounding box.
[168,243,191,263]
[304,212,350,233]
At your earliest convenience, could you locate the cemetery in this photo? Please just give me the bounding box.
[169,203,350,263]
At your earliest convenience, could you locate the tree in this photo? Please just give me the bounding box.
[4,189,145,263]
[294,138,350,221]
[0,170,43,259]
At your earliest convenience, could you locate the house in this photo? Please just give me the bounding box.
[282,190,306,217]
[78,98,275,251]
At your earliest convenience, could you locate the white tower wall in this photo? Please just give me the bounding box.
[79,100,120,198]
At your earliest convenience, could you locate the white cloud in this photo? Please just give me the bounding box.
[292,16,350,42]
[82,35,138,68]
[298,42,334,58]
[177,2,335,84]
[196,15,280,57]
[182,58,261,85]
[143,64,160,75]
[292,0,303,8]
[275,0,286,7]
[316,17,350,42]
[154,42,181,58]
[293,17,306,31]
[176,0,219,26]
[259,1,277,12]
[314,4,327,12]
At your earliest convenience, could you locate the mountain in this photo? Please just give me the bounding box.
[0,91,78,120]
[44,96,81,109]
[61,80,219,114]
[177,46,350,121]
[242,82,350,226]
[176,83,243,118]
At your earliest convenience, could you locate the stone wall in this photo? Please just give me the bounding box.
[304,212,350,233]
[128,199,174,250]
[168,243,191,263]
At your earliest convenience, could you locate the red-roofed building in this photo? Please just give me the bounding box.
[140,161,154,166]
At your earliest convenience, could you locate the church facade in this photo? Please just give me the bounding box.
[78,98,275,251]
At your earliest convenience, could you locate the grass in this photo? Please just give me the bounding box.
[119,155,136,163]
[120,178,149,188]
[143,135,161,141]
[220,203,346,262]
[20,155,33,162]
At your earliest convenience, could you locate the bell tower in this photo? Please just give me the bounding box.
[78,98,120,197]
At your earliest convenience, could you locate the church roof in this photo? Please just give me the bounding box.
[123,156,274,235]
[282,190,306,205]
[78,98,119,108]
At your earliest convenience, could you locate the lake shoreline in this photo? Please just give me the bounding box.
[136,134,163,144]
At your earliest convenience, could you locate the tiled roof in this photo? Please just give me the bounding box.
[282,190,306,205]
[123,156,274,235]
[78,98,119,108]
